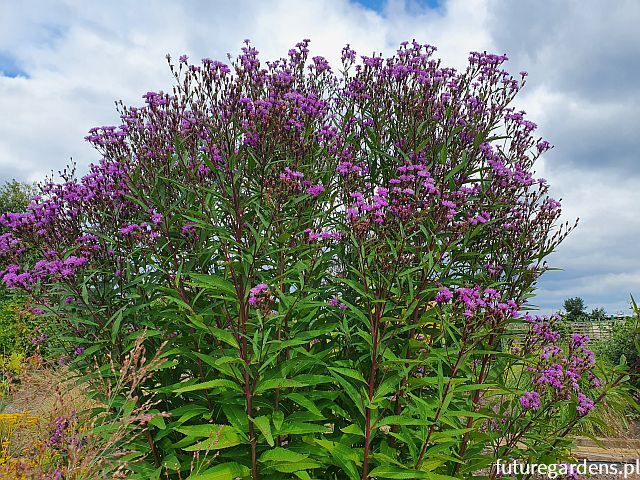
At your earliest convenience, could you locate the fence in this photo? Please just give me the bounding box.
[509,317,626,342]
[568,320,620,340]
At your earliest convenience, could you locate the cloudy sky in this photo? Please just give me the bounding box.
[1,0,638,314]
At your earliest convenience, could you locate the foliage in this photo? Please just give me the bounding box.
[566,356,638,436]
[0,180,36,302]
[561,297,615,323]
[0,181,36,220]
[0,40,622,479]
[597,319,639,369]
[593,301,639,388]
[562,297,588,322]
[0,299,39,357]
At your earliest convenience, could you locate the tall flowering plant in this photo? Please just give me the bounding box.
[0,40,621,479]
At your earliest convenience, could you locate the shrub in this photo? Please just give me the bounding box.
[0,40,623,479]
[0,299,39,357]
[0,181,36,224]
[593,304,639,389]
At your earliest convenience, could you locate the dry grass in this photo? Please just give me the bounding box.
[2,363,93,452]
[0,357,109,479]
[0,337,178,479]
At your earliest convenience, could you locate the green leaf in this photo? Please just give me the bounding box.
[189,273,236,297]
[259,446,323,472]
[373,375,401,403]
[336,277,370,299]
[315,439,361,480]
[222,404,249,434]
[187,462,250,480]
[161,454,180,471]
[187,317,240,350]
[271,460,323,473]
[272,411,285,432]
[329,372,365,417]
[260,447,309,463]
[173,379,240,394]
[110,309,123,344]
[148,415,166,430]
[251,415,274,447]
[368,466,429,479]
[327,367,367,384]
[293,374,334,386]
[178,424,245,451]
[287,392,323,416]
[340,424,365,436]
[254,377,306,394]
[378,415,431,427]
[279,422,328,435]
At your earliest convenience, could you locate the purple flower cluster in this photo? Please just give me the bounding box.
[30,327,48,345]
[181,222,197,235]
[524,316,598,416]
[305,183,325,197]
[1,254,89,289]
[279,167,305,191]
[519,391,541,410]
[434,287,453,304]
[439,285,519,320]
[304,228,343,243]
[328,296,347,310]
[45,415,71,447]
[248,283,270,307]
[576,392,595,415]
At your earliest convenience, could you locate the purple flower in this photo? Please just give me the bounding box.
[250,283,268,296]
[304,228,342,243]
[570,333,590,349]
[149,209,163,224]
[519,391,541,410]
[305,183,325,197]
[328,296,347,310]
[248,283,269,308]
[182,222,197,235]
[536,140,551,153]
[120,223,139,236]
[435,287,453,304]
[30,329,48,345]
[576,392,594,415]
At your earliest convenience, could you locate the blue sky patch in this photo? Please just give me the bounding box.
[0,52,28,78]
[354,0,442,12]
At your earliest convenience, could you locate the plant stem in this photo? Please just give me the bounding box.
[362,303,381,480]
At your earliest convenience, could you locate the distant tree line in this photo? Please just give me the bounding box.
[562,297,609,322]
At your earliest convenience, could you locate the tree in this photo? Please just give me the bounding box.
[0,179,36,214]
[563,296,587,321]
[0,180,36,299]
[590,307,608,321]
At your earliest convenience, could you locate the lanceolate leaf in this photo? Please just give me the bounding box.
[187,462,251,480]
